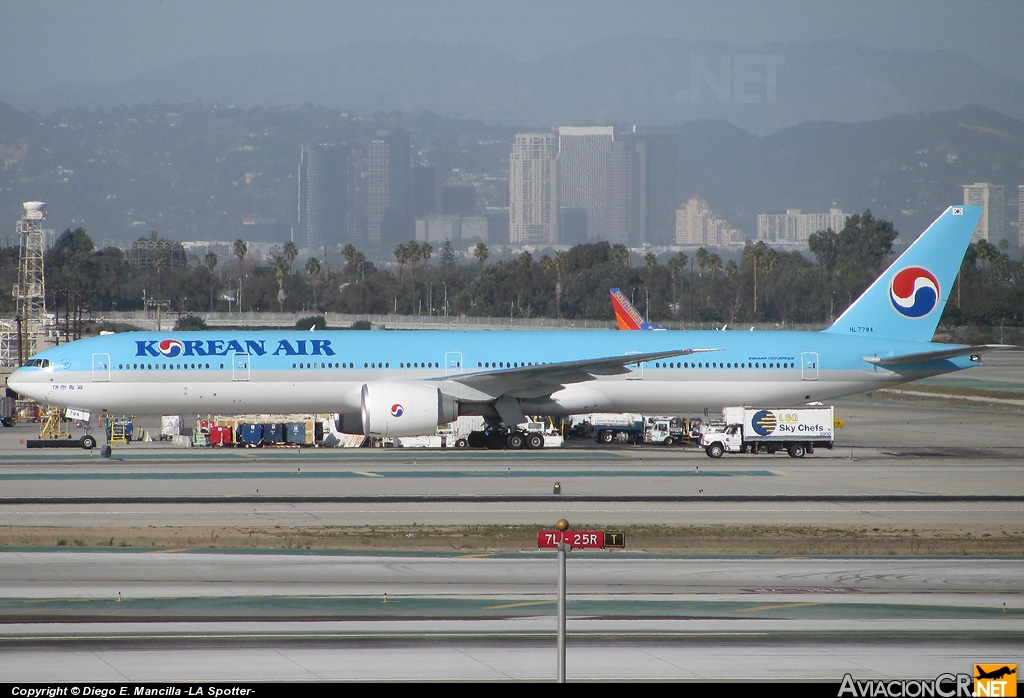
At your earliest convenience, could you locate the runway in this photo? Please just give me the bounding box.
[1,551,1021,681]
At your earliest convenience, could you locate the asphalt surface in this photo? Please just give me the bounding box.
[0,349,1021,681]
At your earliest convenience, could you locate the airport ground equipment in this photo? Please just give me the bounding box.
[106,416,133,445]
[0,395,16,427]
[642,416,697,444]
[583,413,646,444]
[25,407,97,449]
[700,405,836,458]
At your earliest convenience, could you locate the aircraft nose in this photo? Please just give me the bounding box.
[7,367,40,400]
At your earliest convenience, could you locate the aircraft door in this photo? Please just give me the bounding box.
[91,353,111,382]
[625,350,644,380]
[801,351,819,380]
[445,351,464,376]
[232,352,251,381]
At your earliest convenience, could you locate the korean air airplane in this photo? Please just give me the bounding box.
[8,206,1001,445]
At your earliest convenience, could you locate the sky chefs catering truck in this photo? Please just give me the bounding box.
[700,406,836,458]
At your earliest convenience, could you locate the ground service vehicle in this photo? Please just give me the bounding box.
[582,413,645,444]
[644,416,690,444]
[700,406,835,458]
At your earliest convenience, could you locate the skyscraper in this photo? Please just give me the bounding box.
[557,126,614,241]
[1019,185,1024,247]
[367,130,411,247]
[757,208,850,244]
[605,131,647,246]
[442,183,476,216]
[299,144,355,251]
[410,166,437,219]
[644,133,682,246]
[963,182,1005,244]
[675,196,742,246]
[509,133,558,245]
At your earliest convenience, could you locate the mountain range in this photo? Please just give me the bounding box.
[4,36,1024,136]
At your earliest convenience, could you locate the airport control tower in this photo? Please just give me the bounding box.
[12,201,48,364]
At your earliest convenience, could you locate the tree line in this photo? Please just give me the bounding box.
[0,211,1020,343]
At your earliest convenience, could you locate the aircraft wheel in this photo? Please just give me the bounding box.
[487,434,506,450]
[788,444,806,458]
[706,443,724,458]
[80,434,97,450]
[506,432,526,449]
[467,431,487,448]
[527,433,545,449]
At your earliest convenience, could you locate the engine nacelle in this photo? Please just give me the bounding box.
[360,381,457,437]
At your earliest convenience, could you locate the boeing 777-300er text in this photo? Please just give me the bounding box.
[8,206,1005,445]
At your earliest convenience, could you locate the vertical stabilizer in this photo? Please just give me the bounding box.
[610,288,664,330]
[824,205,982,341]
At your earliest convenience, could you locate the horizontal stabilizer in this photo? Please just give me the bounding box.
[863,344,1014,367]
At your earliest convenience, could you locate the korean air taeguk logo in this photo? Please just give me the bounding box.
[889,266,939,318]
[157,339,184,357]
[390,404,404,417]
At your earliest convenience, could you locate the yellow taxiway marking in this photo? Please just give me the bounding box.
[150,548,190,554]
[486,600,556,610]
[737,601,821,613]
[352,471,382,477]
[455,553,497,559]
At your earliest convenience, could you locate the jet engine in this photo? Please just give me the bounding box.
[358,381,457,437]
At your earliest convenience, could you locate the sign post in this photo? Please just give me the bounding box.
[557,524,567,683]
[537,519,625,683]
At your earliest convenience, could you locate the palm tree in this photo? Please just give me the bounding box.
[394,242,410,280]
[232,239,248,312]
[153,248,170,296]
[203,250,218,312]
[305,257,322,311]
[282,240,298,273]
[694,247,710,276]
[694,247,710,310]
[610,244,630,267]
[342,244,367,279]
[270,254,289,312]
[667,251,688,315]
[743,241,778,317]
[473,242,489,266]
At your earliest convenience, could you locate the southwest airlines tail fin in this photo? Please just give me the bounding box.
[610,288,664,330]
[824,205,982,341]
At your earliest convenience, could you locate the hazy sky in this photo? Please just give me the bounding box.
[1,0,1021,91]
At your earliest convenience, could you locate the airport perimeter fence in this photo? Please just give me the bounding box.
[88,311,831,332]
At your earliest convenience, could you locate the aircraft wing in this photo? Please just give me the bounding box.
[863,344,1014,368]
[435,347,719,401]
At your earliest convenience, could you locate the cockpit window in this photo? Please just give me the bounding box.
[24,359,50,368]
